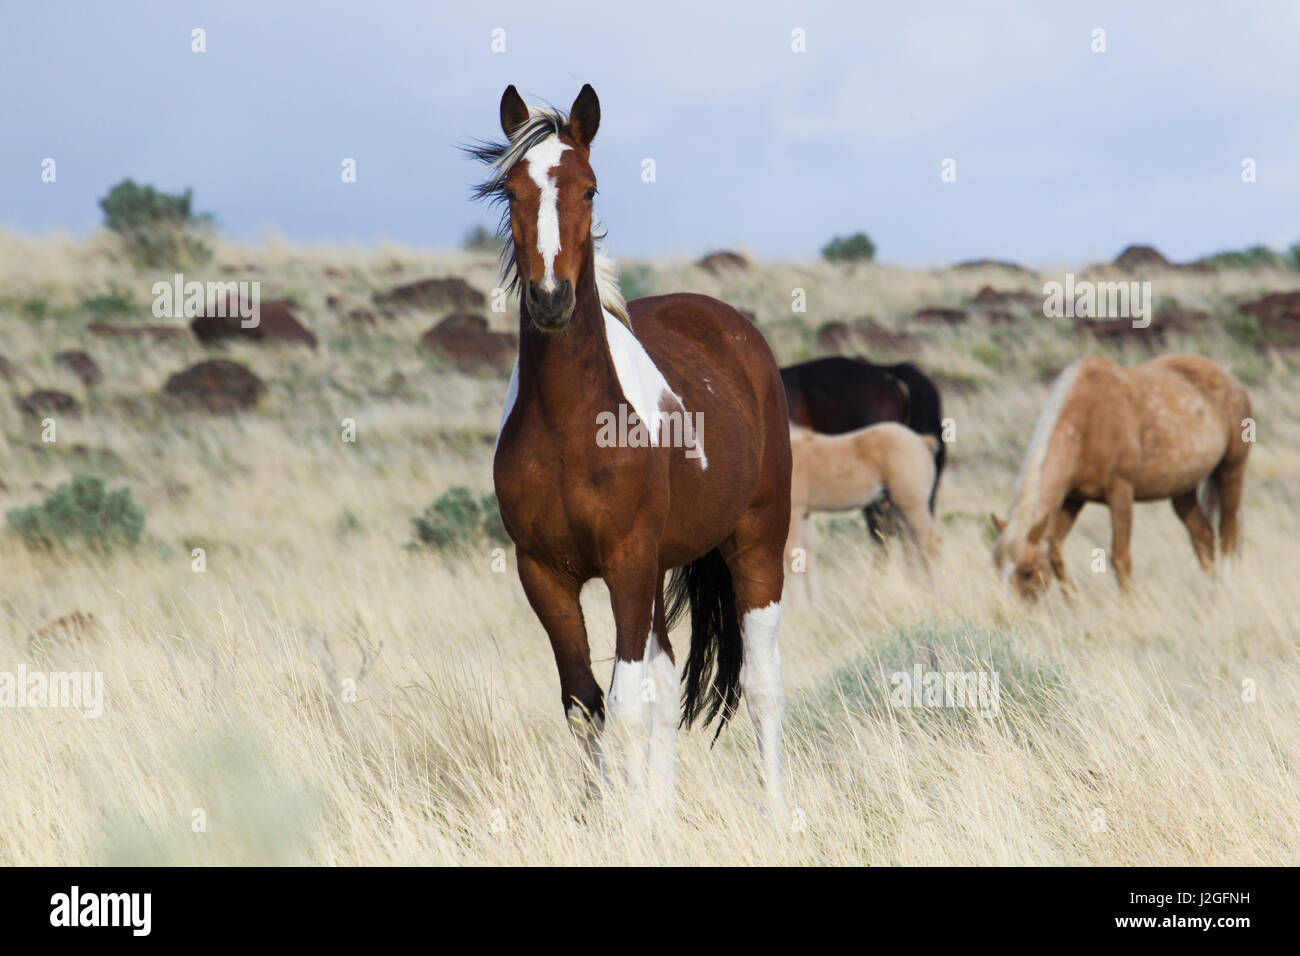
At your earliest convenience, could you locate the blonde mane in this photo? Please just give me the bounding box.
[1003,360,1081,550]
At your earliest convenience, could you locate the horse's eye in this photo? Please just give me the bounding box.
[504,189,516,202]
[1021,569,1035,580]
[583,187,596,201]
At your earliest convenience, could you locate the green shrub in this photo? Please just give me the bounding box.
[7,474,145,552]
[821,232,876,263]
[790,622,1068,743]
[99,179,214,268]
[1194,245,1286,271]
[1288,240,1300,271]
[82,284,136,318]
[411,487,508,549]
[617,262,655,302]
[462,224,501,252]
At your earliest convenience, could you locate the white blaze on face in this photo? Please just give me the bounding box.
[522,136,571,293]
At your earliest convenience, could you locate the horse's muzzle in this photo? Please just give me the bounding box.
[526,279,574,330]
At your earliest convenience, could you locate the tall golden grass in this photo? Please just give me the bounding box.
[1,233,1297,864]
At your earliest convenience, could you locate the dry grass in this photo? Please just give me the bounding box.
[2,234,1298,865]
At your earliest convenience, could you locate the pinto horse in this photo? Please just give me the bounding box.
[992,355,1252,601]
[472,85,792,811]
[781,355,945,540]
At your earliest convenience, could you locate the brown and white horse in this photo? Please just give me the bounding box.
[992,355,1252,601]
[472,85,792,811]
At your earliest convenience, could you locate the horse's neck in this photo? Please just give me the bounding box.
[516,277,620,433]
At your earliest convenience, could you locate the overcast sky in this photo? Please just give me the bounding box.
[2,1,1298,265]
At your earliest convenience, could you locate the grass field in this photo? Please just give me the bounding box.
[2,232,1298,865]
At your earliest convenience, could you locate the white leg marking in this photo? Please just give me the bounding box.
[740,600,787,814]
[605,643,651,798]
[522,137,571,293]
[646,632,679,811]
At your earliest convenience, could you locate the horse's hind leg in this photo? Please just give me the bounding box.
[1106,479,1135,592]
[646,578,679,810]
[517,552,606,779]
[1172,490,1215,572]
[722,509,789,817]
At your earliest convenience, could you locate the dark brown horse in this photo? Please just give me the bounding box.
[781,355,945,538]
[473,85,792,812]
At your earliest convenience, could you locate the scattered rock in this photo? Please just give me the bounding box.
[374,276,486,312]
[695,251,749,275]
[1241,291,1300,348]
[17,390,79,417]
[1075,305,1206,346]
[53,350,102,387]
[853,317,918,351]
[28,612,101,648]
[192,299,317,348]
[164,359,266,412]
[1112,245,1172,271]
[912,307,968,325]
[419,314,516,370]
[814,321,853,352]
[87,321,187,342]
[971,285,1042,310]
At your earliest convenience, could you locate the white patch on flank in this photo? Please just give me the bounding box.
[495,358,520,453]
[522,137,571,293]
[603,309,707,468]
[739,600,786,813]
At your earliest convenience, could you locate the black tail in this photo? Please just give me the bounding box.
[665,548,743,741]
[886,362,945,512]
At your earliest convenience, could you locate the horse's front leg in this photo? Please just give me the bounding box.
[517,552,606,782]
[603,552,663,804]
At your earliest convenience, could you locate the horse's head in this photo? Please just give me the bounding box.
[489,84,601,330]
[991,513,1051,602]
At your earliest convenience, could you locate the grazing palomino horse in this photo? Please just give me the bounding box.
[992,355,1251,601]
[787,423,941,599]
[781,356,945,539]
[473,85,792,811]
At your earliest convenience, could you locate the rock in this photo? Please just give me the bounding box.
[164,360,266,412]
[1241,291,1300,348]
[419,313,516,371]
[1112,245,1172,271]
[853,317,918,351]
[17,389,79,417]
[374,276,486,312]
[912,307,968,325]
[1075,305,1206,346]
[53,350,102,387]
[971,285,1042,310]
[87,321,187,342]
[815,321,853,352]
[28,611,100,648]
[192,299,317,348]
[695,251,749,275]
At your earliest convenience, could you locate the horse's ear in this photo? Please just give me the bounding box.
[500,85,529,137]
[568,84,600,151]
[990,513,1007,534]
